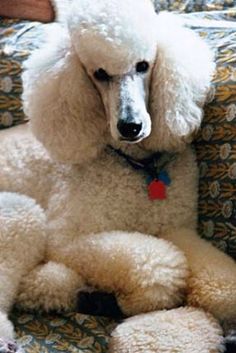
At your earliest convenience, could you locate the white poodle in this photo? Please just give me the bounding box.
[0,0,236,352]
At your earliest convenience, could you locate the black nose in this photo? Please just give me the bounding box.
[117,121,142,139]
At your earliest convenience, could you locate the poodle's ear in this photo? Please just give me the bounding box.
[22,24,107,164]
[145,13,215,152]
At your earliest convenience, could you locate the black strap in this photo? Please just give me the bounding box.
[107,145,177,179]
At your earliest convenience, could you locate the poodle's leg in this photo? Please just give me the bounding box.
[109,307,224,353]
[16,261,85,312]
[54,231,188,317]
[0,192,46,341]
[162,228,236,345]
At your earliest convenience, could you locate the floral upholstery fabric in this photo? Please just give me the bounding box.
[1,5,236,353]
[0,19,43,128]
[10,310,115,353]
[188,10,236,259]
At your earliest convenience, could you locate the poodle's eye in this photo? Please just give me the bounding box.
[94,68,111,82]
[136,61,149,73]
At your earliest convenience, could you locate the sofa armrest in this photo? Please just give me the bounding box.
[0,0,55,22]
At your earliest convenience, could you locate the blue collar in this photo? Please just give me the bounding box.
[107,145,177,200]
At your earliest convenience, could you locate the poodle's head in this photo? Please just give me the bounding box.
[23,0,215,163]
[67,0,157,145]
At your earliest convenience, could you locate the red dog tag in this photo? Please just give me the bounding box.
[148,180,166,200]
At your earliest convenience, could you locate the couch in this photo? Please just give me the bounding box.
[0,1,236,351]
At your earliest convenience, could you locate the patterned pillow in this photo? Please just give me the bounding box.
[0,18,43,129]
[188,11,236,259]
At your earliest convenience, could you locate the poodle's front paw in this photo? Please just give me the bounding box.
[109,307,224,353]
[0,339,23,353]
[225,330,236,353]
[77,290,124,319]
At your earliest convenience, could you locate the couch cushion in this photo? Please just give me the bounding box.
[0,18,43,129]
[188,11,236,258]
[2,8,235,353]
[10,309,115,353]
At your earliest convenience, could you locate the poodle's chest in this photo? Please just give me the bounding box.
[49,148,198,236]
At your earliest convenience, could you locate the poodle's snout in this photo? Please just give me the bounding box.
[117,120,142,140]
[99,75,152,143]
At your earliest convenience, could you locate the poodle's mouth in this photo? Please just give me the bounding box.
[119,134,146,144]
